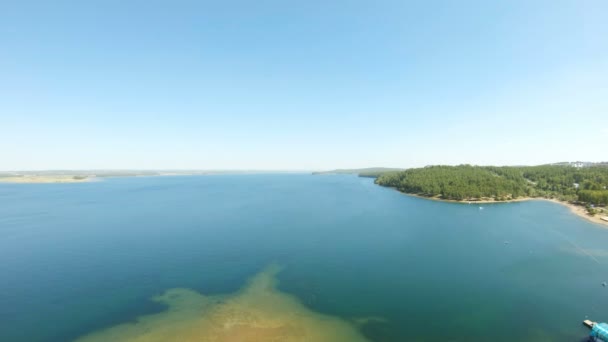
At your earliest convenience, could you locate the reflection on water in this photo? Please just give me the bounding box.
[76,264,371,342]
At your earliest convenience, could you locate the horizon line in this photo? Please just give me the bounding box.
[2,161,607,173]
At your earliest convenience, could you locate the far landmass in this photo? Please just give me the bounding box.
[372,164,608,226]
[312,167,403,177]
[0,175,95,183]
[0,170,289,184]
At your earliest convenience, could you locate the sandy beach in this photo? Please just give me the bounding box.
[538,198,608,227]
[401,192,531,204]
[393,191,608,228]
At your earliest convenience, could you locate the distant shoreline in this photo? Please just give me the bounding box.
[388,189,608,228]
[0,171,302,184]
[3,173,607,227]
[0,176,97,184]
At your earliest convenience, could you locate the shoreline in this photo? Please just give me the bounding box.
[387,189,608,228]
[537,198,608,227]
[400,192,531,204]
[0,176,97,184]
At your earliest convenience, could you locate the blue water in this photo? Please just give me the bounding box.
[1,174,607,341]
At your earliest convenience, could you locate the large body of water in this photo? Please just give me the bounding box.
[1,174,607,341]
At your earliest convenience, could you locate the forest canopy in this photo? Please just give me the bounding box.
[374,165,608,204]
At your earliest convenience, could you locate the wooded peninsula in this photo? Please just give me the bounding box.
[373,164,608,208]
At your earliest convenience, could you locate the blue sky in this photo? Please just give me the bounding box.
[1,0,607,170]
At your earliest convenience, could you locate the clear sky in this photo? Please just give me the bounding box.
[1,0,607,170]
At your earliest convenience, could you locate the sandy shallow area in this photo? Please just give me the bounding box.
[76,264,372,342]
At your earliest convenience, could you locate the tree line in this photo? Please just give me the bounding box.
[374,165,608,205]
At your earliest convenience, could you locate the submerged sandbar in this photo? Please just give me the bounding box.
[76,264,371,342]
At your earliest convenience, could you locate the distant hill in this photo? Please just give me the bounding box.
[312,167,403,177]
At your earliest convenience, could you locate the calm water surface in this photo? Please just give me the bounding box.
[1,174,607,341]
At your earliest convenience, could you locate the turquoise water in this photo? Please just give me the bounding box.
[1,174,607,341]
